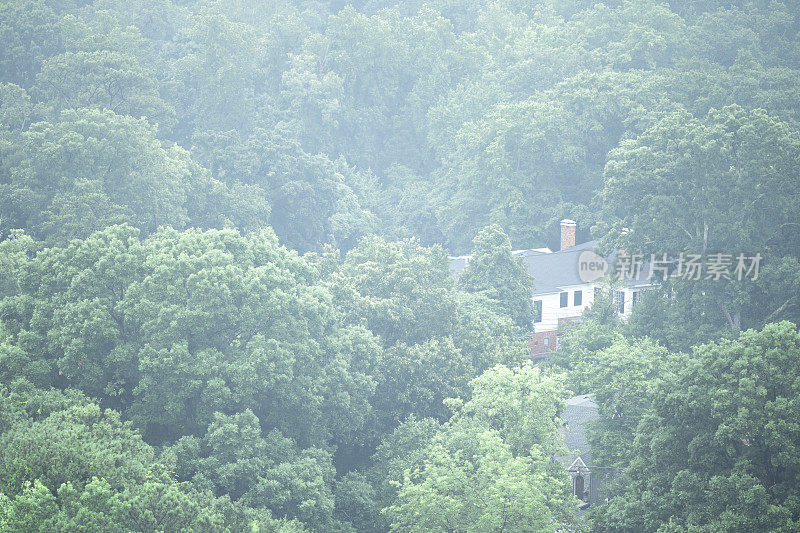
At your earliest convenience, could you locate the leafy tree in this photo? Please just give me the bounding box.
[3,109,190,237]
[458,224,534,329]
[37,179,133,244]
[369,338,473,434]
[330,235,458,346]
[576,336,672,467]
[190,126,375,252]
[356,415,441,531]
[549,290,624,372]
[167,409,340,530]
[458,363,567,458]
[334,471,380,533]
[0,0,62,88]
[387,427,559,532]
[569,0,690,70]
[601,105,800,334]
[3,0,800,530]
[592,322,800,532]
[624,283,733,352]
[0,382,304,532]
[35,50,176,131]
[0,387,153,498]
[385,364,573,532]
[603,105,800,257]
[0,83,32,132]
[0,225,379,445]
[330,235,528,442]
[168,5,258,141]
[433,101,587,251]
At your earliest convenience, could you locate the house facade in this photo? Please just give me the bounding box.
[450,219,652,357]
[524,220,653,355]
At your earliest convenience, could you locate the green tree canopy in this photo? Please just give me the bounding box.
[458,224,534,329]
[385,363,573,532]
[592,322,800,532]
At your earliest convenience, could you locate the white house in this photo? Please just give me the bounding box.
[450,219,653,356]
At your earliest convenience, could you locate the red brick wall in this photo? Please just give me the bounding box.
[529,330,558,357]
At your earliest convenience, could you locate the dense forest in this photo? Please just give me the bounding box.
[1,0,799,531]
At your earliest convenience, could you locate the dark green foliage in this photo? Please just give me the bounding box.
[599,105,800,336]
[591,322,800,532]
[0,0,62,88]
[458,224,535,329]
[167,410,340,529]
[329,235,529,441]
[0,382,303,532]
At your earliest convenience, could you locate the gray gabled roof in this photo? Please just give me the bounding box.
[605,249,656,288]
[450,240,657,295]
[519,241,599,295]
[449,241,599,295]
[559,394,599,468]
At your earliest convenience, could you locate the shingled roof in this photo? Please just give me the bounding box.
[518,241,599,295]
[450,239,654,295]
[449,240,603,296]
[559,394,599,468]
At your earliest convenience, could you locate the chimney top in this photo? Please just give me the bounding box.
[560,219,577,250]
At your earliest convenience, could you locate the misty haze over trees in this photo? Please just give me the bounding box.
[1,0,799,531]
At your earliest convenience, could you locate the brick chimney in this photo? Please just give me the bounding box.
[560,219,576,250]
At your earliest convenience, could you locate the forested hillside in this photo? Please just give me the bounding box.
[1,0,799,531]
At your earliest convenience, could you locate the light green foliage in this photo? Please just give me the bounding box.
[1,224,379,446]
[387,428,558,532]
[385,364,573,532]
[0,398,152,498]
[575,336,672,467]
[459,363,567,458]
[365,416,443,531]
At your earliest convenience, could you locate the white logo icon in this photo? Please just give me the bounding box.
[578,250,608,282]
